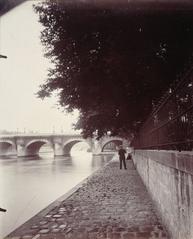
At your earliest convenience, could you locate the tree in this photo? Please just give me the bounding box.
[34,1,193,138]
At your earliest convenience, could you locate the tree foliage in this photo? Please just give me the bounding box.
[34,1,193,138]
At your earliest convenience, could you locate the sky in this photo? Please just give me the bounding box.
[0,1,79,134]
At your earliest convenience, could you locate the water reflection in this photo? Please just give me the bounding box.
[0,151,113,238]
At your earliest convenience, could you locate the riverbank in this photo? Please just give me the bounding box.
[7,158,169,239]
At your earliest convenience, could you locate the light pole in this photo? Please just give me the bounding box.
[53,126,55,134]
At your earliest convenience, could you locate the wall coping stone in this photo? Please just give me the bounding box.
[134,149,193,176]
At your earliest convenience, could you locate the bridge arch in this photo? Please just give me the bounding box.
[25,139,53,156]
[101,138,123,152]
[62,138,90,155]
[0,140,16,155]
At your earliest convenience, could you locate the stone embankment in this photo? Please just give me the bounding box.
[7,158,168,239]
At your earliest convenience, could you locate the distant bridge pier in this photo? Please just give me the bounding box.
[17,144,25,157]
[53,142,69,156]
[17,143,40,157]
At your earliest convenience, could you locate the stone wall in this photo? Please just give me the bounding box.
[132,150,193,239]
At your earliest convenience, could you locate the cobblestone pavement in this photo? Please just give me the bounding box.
[7,159,169,239]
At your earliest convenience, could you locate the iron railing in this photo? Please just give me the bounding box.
[132,67,193,151]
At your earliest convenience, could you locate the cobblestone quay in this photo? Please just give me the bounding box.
[7,158,169,239]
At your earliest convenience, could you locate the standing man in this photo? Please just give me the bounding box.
[118,145,127,170]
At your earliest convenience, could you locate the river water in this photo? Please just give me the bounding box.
[0,150,113,238]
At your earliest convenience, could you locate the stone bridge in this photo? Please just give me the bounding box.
[0,134,128,157]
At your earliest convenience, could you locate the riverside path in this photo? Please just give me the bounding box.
[7,158,169,239]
